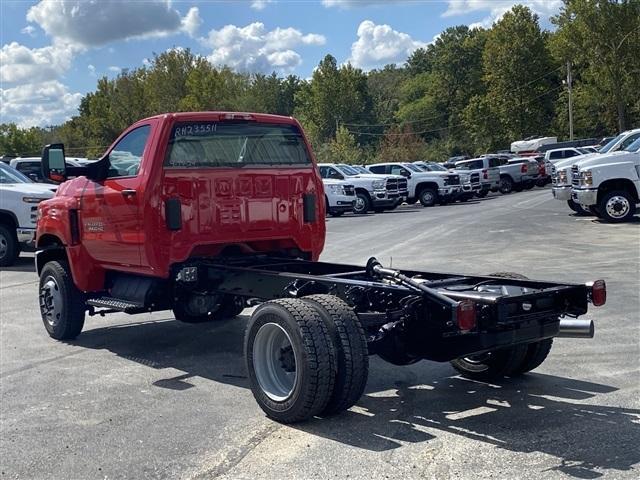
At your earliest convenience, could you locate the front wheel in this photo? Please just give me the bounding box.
[418,188,437,207]
[329,210,344,217]
[245,299,337,423]
[39,260,86,340]
[598,190,637,223]
[353,192,371,214]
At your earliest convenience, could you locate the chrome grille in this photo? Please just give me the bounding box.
[385,178,399,192]
[397,178,408,193]
[343,184,355,196]
[469,173,480,185]
[571,165,580,186]
[30,206,38,225]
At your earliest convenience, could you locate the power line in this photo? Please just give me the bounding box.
[346,84,564,137]
[342,65,564,130]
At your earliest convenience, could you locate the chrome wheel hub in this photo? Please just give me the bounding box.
[253,322,298,402]
[40,277,63,327]
[605,196,630,218]
[354,197,366,212]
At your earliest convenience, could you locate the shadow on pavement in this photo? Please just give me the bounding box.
[1,256,35,273]
[72,316,639,479]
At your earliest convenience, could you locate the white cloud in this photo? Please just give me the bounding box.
[202,22,326,73]
[1,81,82,127]
[251,0,274,10]
[443,1,562,27]
[21,25,37,37]
[348,20,427,70]
[181,7,202,37]
[108,66,122,73]
[26,0,199,47]
[88,64,96,76]
[0,42,76,84]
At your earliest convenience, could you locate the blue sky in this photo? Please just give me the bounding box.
[0,1,563,127]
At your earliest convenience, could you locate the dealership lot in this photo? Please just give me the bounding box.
[1,188,638,480]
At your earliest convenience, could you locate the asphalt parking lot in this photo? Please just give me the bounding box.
[1,188,639,480]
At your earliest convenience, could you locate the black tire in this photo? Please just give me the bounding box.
[174,294,245,323]
[418,187,437,207]
[39,260,85,340]
[597,189,637,223]
[302,295,369,415]
[353,192,371,214]
[536,178,547,187]
[245,298,336,423]
[329,210,345,217]
[475,190,488,198]
[499,176,514,194]
[589,206,601,217]
[514,338,553,374]
[523,182,535,190]
[406,197,418,205]
[450,344,529,381]
[0,224,19,267]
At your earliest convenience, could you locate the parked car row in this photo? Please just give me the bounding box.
[549,128,640,222]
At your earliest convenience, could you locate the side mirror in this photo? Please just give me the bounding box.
[41,143,67,183]
[401,170,411,178]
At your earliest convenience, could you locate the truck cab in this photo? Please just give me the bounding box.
[317,163,407,214]
[571,136,640,222]
[36,112,325,327]
[366,162,460,206]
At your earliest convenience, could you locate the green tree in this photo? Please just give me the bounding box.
[375,126,428,162]
[482,6,558,141]
[0,123,43,157]
[295,55,374,146]
[551,0,640,132]
[317,126,362,164]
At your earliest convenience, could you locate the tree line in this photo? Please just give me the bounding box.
[2,1,638,164]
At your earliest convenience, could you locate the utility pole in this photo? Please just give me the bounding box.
[566,61,574,141]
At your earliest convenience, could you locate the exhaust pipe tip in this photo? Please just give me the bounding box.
[557,319,594,338]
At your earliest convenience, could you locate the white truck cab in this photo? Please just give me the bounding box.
[318,163,407,214]
[551,129,640,213]
[367,162,461,206]
[571,137,640,222]
[321,178,356,217]
[0,163,56,266]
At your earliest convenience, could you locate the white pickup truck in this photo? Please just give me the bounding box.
[367,162,461,206]
[571,136,640,223]
[318,163,408,214]
[0,163,56,266]
[552,128,640,214]
[322,178,356,217]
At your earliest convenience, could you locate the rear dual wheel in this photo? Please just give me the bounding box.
[245,296,368,423]
[450,339,553,381]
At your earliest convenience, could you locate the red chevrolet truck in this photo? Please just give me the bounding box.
[36,112,605,423]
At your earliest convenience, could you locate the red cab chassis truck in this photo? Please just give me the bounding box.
[35,112,605,423]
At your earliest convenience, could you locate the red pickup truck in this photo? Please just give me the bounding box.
[36,112,604,423]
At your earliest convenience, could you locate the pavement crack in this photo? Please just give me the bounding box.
[189,422,282,479]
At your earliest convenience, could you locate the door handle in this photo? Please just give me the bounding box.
[121,189,137,197]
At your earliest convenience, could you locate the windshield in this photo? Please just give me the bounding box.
[351,165,369,174]
[405,164,422,172]
[337,164,361,175]
[0,163,32,184]
[623,137,640,152]
[165,122,311,167]
[598,134,624,154]
[427,163,448,171]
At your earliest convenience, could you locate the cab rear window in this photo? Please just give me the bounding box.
[165,122,311,168]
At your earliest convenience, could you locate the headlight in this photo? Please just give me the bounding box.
[372,180,386,190]
[328,184,342,194]
[558,170,567,184]
[22,196,45,204]
[580,170,593,186]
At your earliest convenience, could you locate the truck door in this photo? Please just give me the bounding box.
[80,125,153,268]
